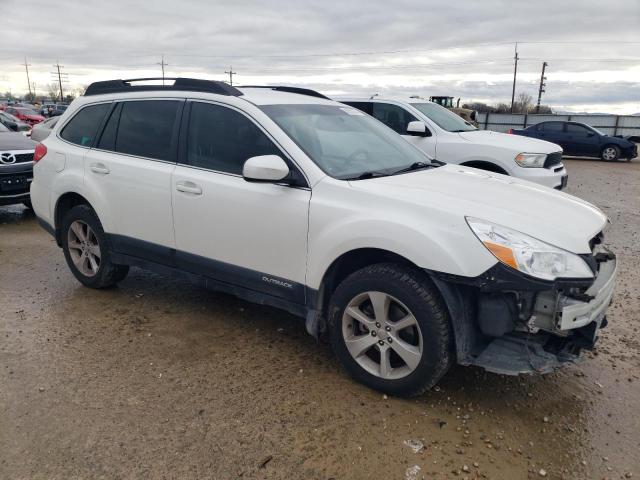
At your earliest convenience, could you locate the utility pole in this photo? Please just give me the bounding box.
[224,66,237,86]
[157,54,168,84]
[535,62,548,113]
[510,42,519,113]
[22,57,33,100]
[51,61,67,102]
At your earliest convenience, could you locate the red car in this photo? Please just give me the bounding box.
[5,107,44,126]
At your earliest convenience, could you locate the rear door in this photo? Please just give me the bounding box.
[536,122,568,150]
[171,101,310,303]
[85,99,182,258]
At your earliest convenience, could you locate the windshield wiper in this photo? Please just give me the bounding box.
[391,161,433,176]
[343,170,389,180]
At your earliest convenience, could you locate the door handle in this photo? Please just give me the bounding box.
[176,181,202,195]
[90,163,110,175]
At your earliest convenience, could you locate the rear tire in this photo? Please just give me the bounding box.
[601,145,620,161]
[328,263,453,397]
[22,199,32,209]
[61,205,129,288]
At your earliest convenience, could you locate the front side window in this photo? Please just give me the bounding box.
[115,100,181,161]
[371,103,417,134]
[566,123,591,136]
[409,102,476,132]
[60,103,110,147]
[186,102,281,175]
[540,122,564,132]
[262,104,433,180]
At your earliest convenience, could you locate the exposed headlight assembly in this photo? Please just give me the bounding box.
[515,152,546,168]
[466,218,593,281]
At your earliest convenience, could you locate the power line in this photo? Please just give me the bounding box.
[50,61,68,101]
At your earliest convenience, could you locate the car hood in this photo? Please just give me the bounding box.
[0,131,38,150]
[348,164,606,254]
[458,130,562,153]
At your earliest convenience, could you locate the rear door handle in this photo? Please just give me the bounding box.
[176,181,202,195]
[90,163,110,175]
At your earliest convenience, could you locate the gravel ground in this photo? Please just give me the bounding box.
[1,158,639,480]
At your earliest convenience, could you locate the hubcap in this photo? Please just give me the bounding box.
[342,291,423,380]
[67,220,101,277]
[603,148,616,160]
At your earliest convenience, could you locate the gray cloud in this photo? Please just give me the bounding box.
[1,0,639,112]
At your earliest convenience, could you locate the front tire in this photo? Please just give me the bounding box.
[61,205,129,288]
[328,263,453,397]
[601,145,620,161]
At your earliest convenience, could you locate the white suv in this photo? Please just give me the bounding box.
[31,78,616,396]
[339,96,568,189]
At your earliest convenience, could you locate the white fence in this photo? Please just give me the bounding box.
[476,112,640,139]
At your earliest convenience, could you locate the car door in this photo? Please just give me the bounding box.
[537,122,568,151]
[565,123,599,157]
[371,102,437,158]
[84,99,182,258]
[171,101,310,304]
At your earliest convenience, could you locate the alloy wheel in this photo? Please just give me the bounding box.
[602,147,617,160]
[342,291,423,380]
[67,220,101,277]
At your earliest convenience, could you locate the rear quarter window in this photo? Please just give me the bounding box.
[60,103,111,147]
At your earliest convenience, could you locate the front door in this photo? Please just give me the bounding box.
[171,101,310,304]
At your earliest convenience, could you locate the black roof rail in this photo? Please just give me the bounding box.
[84,77,243,97]
[239,85,330,100]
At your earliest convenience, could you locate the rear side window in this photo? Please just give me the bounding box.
[343,102,373,115]
[371,103,417,134]
[539,122,564,132]
[60,103,110,146]
[186,102,281,175]
[115,100,181,161]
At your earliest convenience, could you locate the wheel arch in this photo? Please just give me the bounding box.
[460,160,508,175]
[53,192,93,245]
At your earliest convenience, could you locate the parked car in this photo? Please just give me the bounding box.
[509,121,638,161]
[0,121,37,207]
[4,107,45,126]
[30,116,60,142]
[31,78,616,396]
[339,97,567,189]
[0,111,32,135]
[41,104,68,117]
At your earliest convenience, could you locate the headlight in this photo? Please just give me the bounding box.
[466,217,593,280]
[515,153,546,168]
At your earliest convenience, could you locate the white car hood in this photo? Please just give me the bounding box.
[349,164,606,254]
[458,130,561,154]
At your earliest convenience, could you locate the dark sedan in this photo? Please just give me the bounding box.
[0,122,37,207]
[510,121,637,161]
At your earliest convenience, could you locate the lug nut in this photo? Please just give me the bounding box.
[375,322,381,328]
[387,337,393,343]
[385,326,391,332]
[378,340,384,346]
[371,331,377,337]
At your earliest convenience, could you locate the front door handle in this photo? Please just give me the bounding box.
[90,163,110,175]
[176,181,202,195]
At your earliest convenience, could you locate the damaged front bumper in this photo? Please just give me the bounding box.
[431,246,617,376]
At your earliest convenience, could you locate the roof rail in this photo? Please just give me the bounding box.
[84,77,243,97]
[239,85,330,100]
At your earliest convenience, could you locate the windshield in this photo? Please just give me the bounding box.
[261,104,433,180]
[410,102,476,132]
[0,122,9,132]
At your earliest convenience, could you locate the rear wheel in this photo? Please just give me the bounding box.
[601,145,620,161]
[328,263,453,397]
[61,205,129,288]
[22,199,32,209]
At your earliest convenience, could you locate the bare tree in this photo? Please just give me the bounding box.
[47,83,60,102]
[514,92,533,113]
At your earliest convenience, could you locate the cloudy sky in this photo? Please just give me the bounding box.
[2,0,639,113]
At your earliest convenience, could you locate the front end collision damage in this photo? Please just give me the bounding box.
[428,247,616,376]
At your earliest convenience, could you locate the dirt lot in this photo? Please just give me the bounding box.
[1,158,639,480]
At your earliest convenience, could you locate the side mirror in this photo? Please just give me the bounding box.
[406,121,431,137]
[243,155,290,183]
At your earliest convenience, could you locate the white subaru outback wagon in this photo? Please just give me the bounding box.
[31,78,616,396]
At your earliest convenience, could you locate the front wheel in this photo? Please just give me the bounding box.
[328,263,453,397]
[601,145,620,161]
[61,205,129,288]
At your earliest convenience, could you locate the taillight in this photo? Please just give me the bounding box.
[33,143,47,163]
[507,128,513,134]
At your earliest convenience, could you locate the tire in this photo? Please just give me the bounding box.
[601,145,620,161]
[328,263,453,397]
[61,204,129,288]
[22,199,32,210]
